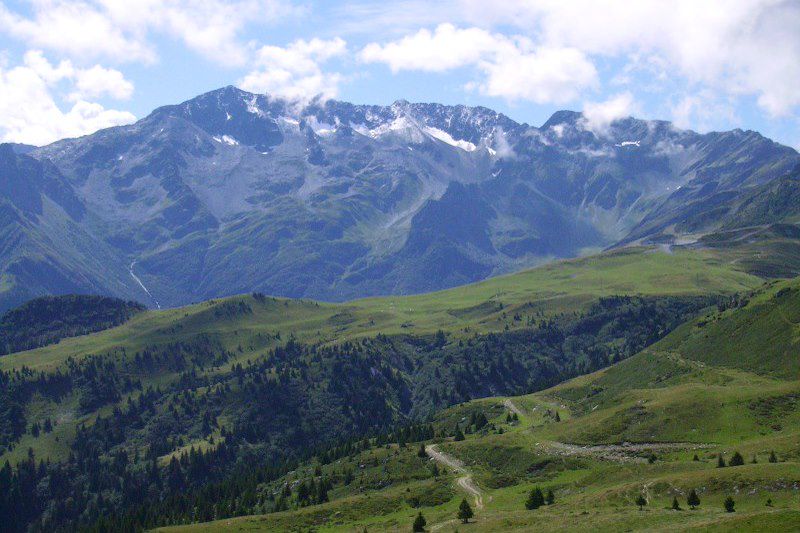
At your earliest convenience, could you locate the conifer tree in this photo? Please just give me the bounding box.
[546,489,555,505]
[412,511,426,532]
[729,451,744,466]
[769,451,778,463]
[453,425,465,442]
[687,489,700,510]
[717,455,726,468]
[457,498,473,523]
[672,497,681,510]
[635,495,647,510]
[526,488,545,510]
[724,496,735,513]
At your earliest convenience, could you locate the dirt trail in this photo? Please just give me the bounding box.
[540,441,712,463]
[425,444,484,511]
[503,398,525,417]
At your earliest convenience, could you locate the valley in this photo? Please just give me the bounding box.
[0,242,795,532]
[0,89,799,533]
[156,276,800,532]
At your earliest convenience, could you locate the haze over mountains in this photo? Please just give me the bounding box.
[1,86,798,311]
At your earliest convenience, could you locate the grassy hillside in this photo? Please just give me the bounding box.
[0,245,783,532]
[0,246,759,373]
[163,276,800,532]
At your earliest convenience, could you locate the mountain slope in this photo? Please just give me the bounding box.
[0,145,145,311]
[159,275,800,532]
[2,87,793,310]
[0,245,765,531]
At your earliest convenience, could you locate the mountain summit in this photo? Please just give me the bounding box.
[1,87,797,310]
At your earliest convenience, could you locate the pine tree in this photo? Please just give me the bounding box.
[717,455,726,468]
[672,497,681,510]
[554,411,561,422]
[412,511,426,532]
[729,451,744,466]
[724,496,735,513]
[766,498,773,507]
[526,488,545,510]
[457,498,473,523]
[417,444,427,458]
[635,495,647,510]
[692,454,699,461]
[453,425,465,442]
[546,489,555,505]
[769,451,778,463]
[687,489,700,510]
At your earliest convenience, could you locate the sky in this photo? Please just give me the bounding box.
[0,0,799,149]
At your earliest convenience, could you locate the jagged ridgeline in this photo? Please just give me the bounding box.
[1,86,798,311]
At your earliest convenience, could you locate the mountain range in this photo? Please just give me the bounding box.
[1,86,798,311]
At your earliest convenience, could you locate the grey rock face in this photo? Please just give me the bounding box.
[2,87,796,309]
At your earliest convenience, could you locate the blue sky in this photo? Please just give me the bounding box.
[1,0,799,149]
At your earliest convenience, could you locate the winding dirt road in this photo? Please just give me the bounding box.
[425,444,484,510]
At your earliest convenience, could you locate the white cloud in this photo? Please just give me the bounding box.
[0,1,156,63]
[71,65,134,101]
[360,24,500,72]
[459,0,800,117]
[0,0,302,66]
[479,46,597,104]
[581,92,638,135]
[670,91,739,133]
[361,24,597,104]
[0,52,135,145]
[19,50,134,101]
[239,38,347,100]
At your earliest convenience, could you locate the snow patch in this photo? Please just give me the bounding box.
[305,115,337,136]
[226,111,232,121]
[212,135,239,146]
[615,140,640,147]
[246,96,264,117]
[279,116,300,126]
[423,126,477,152]
[355,116,426,143]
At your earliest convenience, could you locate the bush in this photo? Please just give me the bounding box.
[526,488,545,510]
[724,496,735,513]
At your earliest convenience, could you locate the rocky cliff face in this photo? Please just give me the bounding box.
[1,86,795,309]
